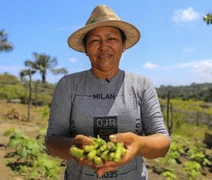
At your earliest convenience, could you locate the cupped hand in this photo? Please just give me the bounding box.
[72,134,102,170]
[96,132,141,178]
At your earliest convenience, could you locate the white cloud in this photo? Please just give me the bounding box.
[152,60,212,70]
[182,47,195,53]
[69,57,78,63]
[172,7,200,24]
[143,62,160,69]
[144,60,212,82]
[192,60,212,74]
[142,60,212,86]
[189,60,212,82]
[173,60,212,71]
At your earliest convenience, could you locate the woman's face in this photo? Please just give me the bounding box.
[85,26,126,73]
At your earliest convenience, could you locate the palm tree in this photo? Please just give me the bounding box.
[203,13,212,25]
[0,30,13,52]
[24,52,68,84]
[20,69,36,121]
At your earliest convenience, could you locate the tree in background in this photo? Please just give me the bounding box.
[203,13,212,25]
[0,30,13,52]
[20,69,36,121]
[24,52,68,84]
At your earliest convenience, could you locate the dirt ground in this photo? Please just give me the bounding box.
[0,119,211,180]
[0,120,48,180]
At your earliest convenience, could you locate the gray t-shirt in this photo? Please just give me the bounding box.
[46,69,169,180]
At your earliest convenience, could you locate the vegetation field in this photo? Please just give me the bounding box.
[0,100,211,180]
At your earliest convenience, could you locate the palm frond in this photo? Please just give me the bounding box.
[203,13,212,25]
[24,52,68,84]
[0,30,13,52]
[19,69,36,81]
[25,60,37,69]
[51,68,68,75]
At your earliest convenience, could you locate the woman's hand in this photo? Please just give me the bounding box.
[72,134,102,170]
[96,132,170,177]
[72,134,94,148]
[96,132,140,177]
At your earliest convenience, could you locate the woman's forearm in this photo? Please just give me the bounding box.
[46,136,74,160]
[137,134,171,159]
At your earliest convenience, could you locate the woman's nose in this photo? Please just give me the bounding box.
[98,40,108,51]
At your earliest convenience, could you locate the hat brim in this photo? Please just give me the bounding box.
[67,20,140,53]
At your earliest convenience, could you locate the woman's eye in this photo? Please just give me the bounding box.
[90,39,99,43]
[108,37,116,40]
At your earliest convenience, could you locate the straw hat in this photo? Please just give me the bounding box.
[67,4,140,52]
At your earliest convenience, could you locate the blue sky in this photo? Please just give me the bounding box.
[1,0,212,87]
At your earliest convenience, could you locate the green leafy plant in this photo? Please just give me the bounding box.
[162,170,177,180]
[160,141,185,167]
[187,147,211,166]
[31,154,61,179]
[183,161,201,179]
[4,128,62,179]
[154,138,185,179]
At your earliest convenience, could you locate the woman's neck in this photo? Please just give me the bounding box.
[91,67,119,80]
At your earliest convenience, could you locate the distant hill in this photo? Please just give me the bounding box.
[0,73,55,105]
[156,83,212,102]
[1,73,212,102]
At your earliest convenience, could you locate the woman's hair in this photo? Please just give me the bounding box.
[83,28,127,51]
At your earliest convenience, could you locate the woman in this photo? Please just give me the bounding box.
[45,4,171,180]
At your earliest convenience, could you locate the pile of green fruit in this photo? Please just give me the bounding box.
[69,135,127,165]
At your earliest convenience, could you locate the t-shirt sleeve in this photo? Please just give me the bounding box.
[140,77,170,138]
[45,76,72,141]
